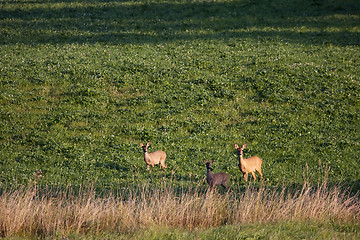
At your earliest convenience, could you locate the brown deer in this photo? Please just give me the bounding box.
[235,144,263,182]
[203,159,229,191]
[140,142,167,170]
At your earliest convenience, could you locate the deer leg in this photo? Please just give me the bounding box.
[251,171,257,181]
[257,169,263,179]
[161,161,167,169]
[146,165,150,170]
[243,173,248,182]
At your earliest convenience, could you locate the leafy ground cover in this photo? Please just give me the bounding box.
[1,0,359,190]
[1,0,360,238]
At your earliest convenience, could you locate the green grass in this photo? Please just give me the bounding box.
[96,222,360,240]
[1,1,360,238]
[5,222,360,239]
[1,0,360,191]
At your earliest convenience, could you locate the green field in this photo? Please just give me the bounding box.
[1,0,360,238]
[57,222,360,240]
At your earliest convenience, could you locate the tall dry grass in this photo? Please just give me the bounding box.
[0,181,359,238]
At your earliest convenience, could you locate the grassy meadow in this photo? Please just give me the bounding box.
[1,0,360,238]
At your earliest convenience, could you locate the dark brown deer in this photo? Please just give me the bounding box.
[203,159,229,191]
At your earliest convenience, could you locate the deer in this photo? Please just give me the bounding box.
[235,143,263,182]
[140,142,167,170]
[203,159,229,191]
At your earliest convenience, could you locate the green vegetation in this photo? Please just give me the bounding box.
[1,0,359,189]
[33,223,360,240]
[0,0,360,237]
[68,222,360,240]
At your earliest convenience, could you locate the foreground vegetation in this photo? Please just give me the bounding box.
[78,222,360,240]
[1,181,359,239]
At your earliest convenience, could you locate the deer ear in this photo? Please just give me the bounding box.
[210,159,214,164]
[147,142,151,147]
[242,144,247,149]
[140,143,144,147]
[203,159,207,163]
[235,144,239,149]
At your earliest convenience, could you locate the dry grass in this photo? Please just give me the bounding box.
[0,181,359,238]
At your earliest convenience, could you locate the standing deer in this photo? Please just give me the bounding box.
[140,142,167,170]
[203,159,229,191]
[235,144,263,182]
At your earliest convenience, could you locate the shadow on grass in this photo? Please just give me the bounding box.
[1,0,359,46]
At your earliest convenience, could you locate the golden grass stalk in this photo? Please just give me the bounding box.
[0,181,359,238]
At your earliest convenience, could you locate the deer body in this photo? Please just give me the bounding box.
[203,159,229,191]
[235,144,263,182]
[140,142,167,170]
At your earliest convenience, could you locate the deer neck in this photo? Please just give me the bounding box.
[206,168,213,179]
[238,152,247,170]
[143,151,151,161]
